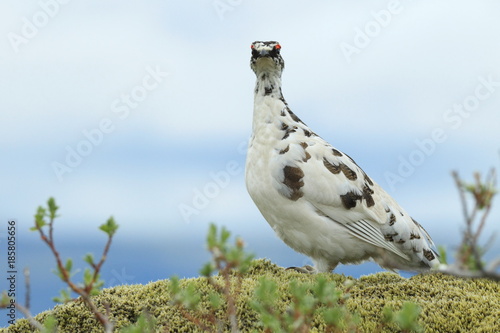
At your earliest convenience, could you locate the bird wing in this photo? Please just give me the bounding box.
[271,136,435,263]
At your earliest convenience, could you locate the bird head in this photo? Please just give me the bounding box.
[250,41,284,76]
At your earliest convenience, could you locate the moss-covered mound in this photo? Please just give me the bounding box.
[3,259,500,332]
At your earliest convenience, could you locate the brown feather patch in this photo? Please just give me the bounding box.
[300,142,311,162]
[340,191,362,209]
[279,145,290,155]
[410,233,421,240]
[282,166,304,201]
[362,184,375,207]
[331,148,343,156]
[323,158,341,174]
[303,129,313,137]
[384,232,398,242]
[343,152,373,185]
[281,126,297,140]
[364,174,374,186]
[423,249,436,261]
[288,110,302,123]
[389,213,396,226]
[340,163,358,180]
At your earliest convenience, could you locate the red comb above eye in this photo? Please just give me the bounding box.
[275,44,281,50]
[251,44,254,49]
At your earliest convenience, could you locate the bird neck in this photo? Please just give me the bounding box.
[254,71,283,99]
[251,70,290,135]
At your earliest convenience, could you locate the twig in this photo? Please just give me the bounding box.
[38,217,113,330]
[13,301,45,331]
[24,267,30,312]
[452,171,470,227]
[177,307,214,332]
[86,234,114,295]
[442,170,500,281]
[222,268,239,333]
[34,201,117,333]
[1,290,43,331]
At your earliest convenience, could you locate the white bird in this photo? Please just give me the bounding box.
[245,41,439,273]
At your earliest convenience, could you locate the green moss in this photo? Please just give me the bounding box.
[3,259,500,332]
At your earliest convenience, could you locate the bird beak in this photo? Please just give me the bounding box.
[257,49,269,57]
[252,47,271,60]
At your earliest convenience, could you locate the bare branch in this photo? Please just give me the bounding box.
[24,268,31,312]
[14,302,45,331]
[442,170,500,281]
[33,200,116,332]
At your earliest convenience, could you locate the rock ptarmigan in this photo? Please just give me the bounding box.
[245,41,439,273]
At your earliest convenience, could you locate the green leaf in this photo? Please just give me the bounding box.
[121,312,156,333]
[207,223,217,248]
[99,216,119,236]
[53,288,72,303]
[169,276,180,296]
[199,262,215,277]
[47,197,59,219]
[89,282,104,296]
[208,291,222,309]
[251,279,283,332]
[220,227,231,244]
[381,305,394,324]
[0,292,11,307]
[83,268,93,285]
[42,315,58,333]
[322,307,345,328]
[33,206,47,230]
[313,276,340,305]
[226,247,240,263]
[65,258,73,274]
[237,253,255,274]
[79,268,103,296]
[253,277,277,307]
[437,245,448,265]
[394,302,422,332]
[83,253,95,266]
[294,292,316,317]
[182,283,201,310]
[257,312,282,332]
[94,278,105,289]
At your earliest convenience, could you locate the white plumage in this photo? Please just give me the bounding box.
[245,41,439,273]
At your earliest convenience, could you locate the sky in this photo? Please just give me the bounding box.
[1,0,500,326]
